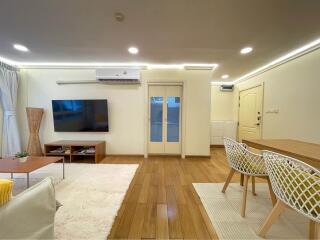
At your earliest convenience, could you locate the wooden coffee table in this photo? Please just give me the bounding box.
[0,156,64,188]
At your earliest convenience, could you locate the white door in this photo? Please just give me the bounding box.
[148,85,182,154]
[238,85,263,142]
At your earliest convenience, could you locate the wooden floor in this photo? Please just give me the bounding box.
[103,148,254,240]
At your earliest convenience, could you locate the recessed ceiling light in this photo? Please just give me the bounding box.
[13,44,29,52]
[221,74,229,79]
[240,47,253,55]
[128,47,139,54]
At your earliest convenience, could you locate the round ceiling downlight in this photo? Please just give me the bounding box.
[13,44,29,52]
[240,47,253,54]
[128,47,139,54]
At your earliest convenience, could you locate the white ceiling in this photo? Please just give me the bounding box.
[0,0,320,81]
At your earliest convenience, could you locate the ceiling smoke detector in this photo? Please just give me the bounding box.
[114,12,125,22]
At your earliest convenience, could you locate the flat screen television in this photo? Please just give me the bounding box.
[52,99,109,132]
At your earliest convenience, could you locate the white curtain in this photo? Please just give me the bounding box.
[0,63,21,157]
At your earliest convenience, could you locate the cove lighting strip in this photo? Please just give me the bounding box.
[211,37,320,85]
[0,57,218,71]
[0,56,17,66]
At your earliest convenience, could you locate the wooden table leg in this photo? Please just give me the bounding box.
[240,173,244,186]
[27,173,30,188]
[309,220,320,240]
[62,157,65,179]
[252,176,257,196]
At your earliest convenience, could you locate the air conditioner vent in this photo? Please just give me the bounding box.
[97,78,140,84]
[220,85,234,92]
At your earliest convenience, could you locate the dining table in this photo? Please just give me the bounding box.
[242,139,320,169]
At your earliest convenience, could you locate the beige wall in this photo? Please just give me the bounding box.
[141,69,211,156]
[211,85,236,121]
[235,48,320,144]
[0,103,2,156]
[16,68,211,156]
[17,69,145,155]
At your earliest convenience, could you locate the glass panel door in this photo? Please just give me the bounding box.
[150,97,163,142]
[167,97,180,142]
[148,85,182,155]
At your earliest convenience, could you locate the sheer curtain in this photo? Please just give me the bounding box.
[0,62,21,157]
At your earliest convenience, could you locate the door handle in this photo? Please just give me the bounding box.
[255,123,260,126]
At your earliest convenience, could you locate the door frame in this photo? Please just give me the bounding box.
[237,83,265,141]
[144,82,186,158]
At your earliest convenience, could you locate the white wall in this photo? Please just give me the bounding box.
[16,68,211,156]
[235,48,320,144]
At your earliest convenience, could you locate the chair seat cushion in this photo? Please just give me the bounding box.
[233,152,266,175]
[281,169,320,217]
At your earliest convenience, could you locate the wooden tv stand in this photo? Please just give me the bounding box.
[44,140,105,163]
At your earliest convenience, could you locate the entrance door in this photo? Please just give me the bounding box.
[148,85,182,154]
[238,85,263,142]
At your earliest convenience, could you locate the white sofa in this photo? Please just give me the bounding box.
[0,177,56,239]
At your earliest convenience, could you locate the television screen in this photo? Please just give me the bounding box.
[52,99,109,132]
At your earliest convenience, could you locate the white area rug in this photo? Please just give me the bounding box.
[193,183,309,240]
[0,163,138,239]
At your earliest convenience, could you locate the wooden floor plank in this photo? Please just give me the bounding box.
[124,184,142,203]
[141,203,157,239]
[178,204,197,239]
[166,186,183,239]
[147,185,158,204]
[157,186,167,204]
[138,173,151,203]
[113,203,137,239]
[187,201,211,239]
[108,201,127,239]
[128,203,147,239]
[156,204,169,239]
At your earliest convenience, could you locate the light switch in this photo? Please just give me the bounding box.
[266,109,279,114]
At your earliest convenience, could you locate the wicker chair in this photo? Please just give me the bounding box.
[222,138,276,217]
[259,151,320,239]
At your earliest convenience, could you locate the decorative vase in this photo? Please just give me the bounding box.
[18,156,28,163]
[26,107,44,156]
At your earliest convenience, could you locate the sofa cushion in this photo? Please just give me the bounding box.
[0,179,13,206]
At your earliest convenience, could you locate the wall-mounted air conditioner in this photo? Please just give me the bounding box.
[96,68,140,84]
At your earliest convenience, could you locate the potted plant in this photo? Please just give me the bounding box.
[15,151,29,162]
